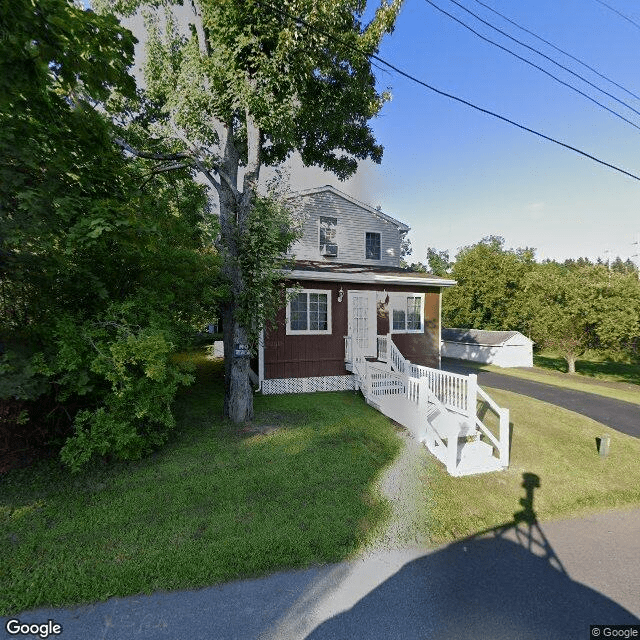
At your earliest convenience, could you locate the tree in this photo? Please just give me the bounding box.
[521,264,592,373]
[97,0,403,422]
[426,247,452,277]
[521,262,640,372]
[1,0,221,469]
[443,236,535,331]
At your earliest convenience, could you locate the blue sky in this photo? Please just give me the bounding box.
[291,0,640,265]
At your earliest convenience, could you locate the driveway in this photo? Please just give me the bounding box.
[441,360,640,439]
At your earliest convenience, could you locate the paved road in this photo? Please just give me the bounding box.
[442,360,640,439]
[3,509,639,640]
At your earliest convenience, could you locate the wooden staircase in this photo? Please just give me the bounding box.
[345,335,510,477]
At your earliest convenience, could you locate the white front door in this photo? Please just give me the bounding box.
[348,290,377,357]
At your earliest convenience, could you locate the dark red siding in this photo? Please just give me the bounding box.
[264,282,347,379]
[264,280,442,379]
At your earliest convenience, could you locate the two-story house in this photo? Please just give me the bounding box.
[253,185,456,395]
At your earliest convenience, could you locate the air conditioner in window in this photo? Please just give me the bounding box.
[321,243,338,257]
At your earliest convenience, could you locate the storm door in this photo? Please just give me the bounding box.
[348,290,377,357]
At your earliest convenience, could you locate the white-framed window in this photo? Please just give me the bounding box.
[390,294,424,333]
[319,217,338,256]
[365,232,381,260]
[286,289,332,335]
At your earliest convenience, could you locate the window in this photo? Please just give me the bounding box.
[366,232,381,260]
[287,289,332,335]
[319,217,337,256]
[390,294,424,333]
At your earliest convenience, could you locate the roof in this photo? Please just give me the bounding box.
[441,328,533,346]
[288,185,410,232]
[283,260,456,287]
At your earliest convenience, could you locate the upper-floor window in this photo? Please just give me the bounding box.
[319,217,338,256]
[390,294,424,333]
[366,232,381,260]
[287,289,332,335]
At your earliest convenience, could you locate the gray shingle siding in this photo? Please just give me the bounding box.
[288,189,406,268]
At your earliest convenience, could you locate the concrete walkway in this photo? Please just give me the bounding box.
[442,360,640,439]
[3,507,639,640]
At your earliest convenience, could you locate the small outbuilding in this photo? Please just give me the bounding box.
[441,328,534,368]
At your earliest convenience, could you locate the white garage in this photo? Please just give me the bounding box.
[441,328,534,368]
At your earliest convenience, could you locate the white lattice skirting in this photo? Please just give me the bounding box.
[262,375,356,395]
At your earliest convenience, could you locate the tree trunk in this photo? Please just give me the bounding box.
[566,355,576,374]
[216,112,261,424]
[222,301,254,422]
[217,150,256,423]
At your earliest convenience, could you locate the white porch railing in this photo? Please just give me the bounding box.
[377,335,388,363]
[477,386,510,468]
[344,334,510,476]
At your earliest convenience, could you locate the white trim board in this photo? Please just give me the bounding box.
[284,269,456,287]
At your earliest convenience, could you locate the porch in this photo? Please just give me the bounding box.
[345,334,510,477]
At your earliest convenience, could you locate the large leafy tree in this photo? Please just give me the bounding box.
[96,0,403,422]
[443,236,536,331]
[1,0,221,468]
[522,262,640,372]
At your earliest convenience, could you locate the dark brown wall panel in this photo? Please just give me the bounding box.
[264,280,443,378]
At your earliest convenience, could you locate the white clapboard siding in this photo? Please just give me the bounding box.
[287,187,407,268]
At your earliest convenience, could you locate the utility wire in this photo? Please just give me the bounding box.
[254,0,640,183]
[424,0,640,132]
[445,0,640,118]
[470,0,640,103]
[593,0,640,32]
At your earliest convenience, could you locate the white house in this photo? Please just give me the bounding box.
[441,329,534,368]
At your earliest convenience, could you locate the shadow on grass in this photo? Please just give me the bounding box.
[305,472,640,640]
[534,354,640,385]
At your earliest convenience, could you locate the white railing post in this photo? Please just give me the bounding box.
[363,358,369,399]
[447,425,459,475]
[419,377,428,409]
[467,373,477,426]
[499,407,510,467]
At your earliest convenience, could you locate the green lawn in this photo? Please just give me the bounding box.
[449,353,640,405]
[0,355,401,616]
[534,352,640,385]
[417,387,640,546]
[3,354,640,616]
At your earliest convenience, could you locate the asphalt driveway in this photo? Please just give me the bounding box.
[442,359,640,439]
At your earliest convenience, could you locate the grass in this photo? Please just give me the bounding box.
[451,352,640,405]
[0,353,402,616]
[3,353,640,616]
[533,352,640,385]
[418,387,640,546]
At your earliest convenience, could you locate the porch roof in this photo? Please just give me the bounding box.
[282,260,456,287]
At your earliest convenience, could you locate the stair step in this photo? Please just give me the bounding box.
[455,440,504,476]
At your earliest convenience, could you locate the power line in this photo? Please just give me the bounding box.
[593,0,640,32]
[424,0,640,132]
[470,0,640,103]
[445,0,640,118]
[254,0,640,183]
[369,50,640,182]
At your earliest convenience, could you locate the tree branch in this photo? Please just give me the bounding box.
[139,163,192,189]
[189,0,210,57]
[114,137,191,162]
[242,109,261,201]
